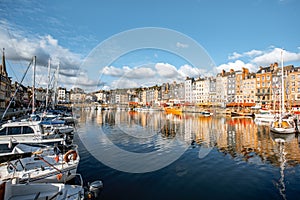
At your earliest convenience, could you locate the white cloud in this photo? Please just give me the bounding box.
[222,47,300,74]
[178,64,202,78]
[176,42,189,48]
[102,65,156,79]
[102,66,129,77]
[124,67,156,79]
[228,52,242,60]
[0,22,82,83]
[252,48,300,66]
[155,63,179,78]
[216,60,256,73]
[244,49,263,57]
[228,49,263,60]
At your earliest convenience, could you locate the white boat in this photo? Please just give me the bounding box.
[0,144,79,184]
[270,118,296,134]
[269,50,296,134]
[254,109,275,124]
[30,113,75,135]
[0,179,84,200]
[0,120,65,153]
[0,174,103,200]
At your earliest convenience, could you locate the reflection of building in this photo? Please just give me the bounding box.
[0,49,11,109]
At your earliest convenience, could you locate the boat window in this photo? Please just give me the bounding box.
[0,127,7,135]
[7,127,22,135]
[22,126,35,134]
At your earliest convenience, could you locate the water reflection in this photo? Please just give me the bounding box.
[77,109,300,168]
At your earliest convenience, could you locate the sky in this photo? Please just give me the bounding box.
[0,0,299,92]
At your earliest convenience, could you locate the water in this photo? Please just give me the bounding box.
[74,109,300,200]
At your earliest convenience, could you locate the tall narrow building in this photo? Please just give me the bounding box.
[0,48,12,109]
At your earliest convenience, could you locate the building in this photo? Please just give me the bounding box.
[58,87,67,103]
[208,77,217,104]
[227,69,236,103]
[216,70,228,107]
[0,49,11,109]
[243,73,256,103]
[255,65,273,107]
[287,67,300,109]
[184,77,194,104]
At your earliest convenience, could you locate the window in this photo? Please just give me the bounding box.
[267,75,270,80]
[7,127,22,135]
[262,76,265,81]
[23,126,35,134]
[0,128,7,135]
[291,75,295,80]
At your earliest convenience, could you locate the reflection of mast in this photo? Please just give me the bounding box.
[275,138,287,200]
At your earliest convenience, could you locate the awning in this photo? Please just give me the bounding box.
[226,102,256,107]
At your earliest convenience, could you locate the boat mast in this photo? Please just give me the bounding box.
[1,54,34,121]
[45,58,51,110]
[52,61,60,109]
[32,56,36,114]
[281,50,285,114]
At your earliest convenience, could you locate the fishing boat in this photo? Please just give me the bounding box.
[164,106,182,115]
[0,144,79,183]
[270,50,296,134]
[231,108,254,118]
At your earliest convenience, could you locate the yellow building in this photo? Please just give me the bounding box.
[255,64,273,108]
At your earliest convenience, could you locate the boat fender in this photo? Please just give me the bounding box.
[63,150,77,163]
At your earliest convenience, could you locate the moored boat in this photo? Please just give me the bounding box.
[0,120,65,153]
[0,174,103,200]
[164,106,182,115]
[254,109,275,124]
[0,144,80,184]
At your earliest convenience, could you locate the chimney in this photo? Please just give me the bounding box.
[222,69,225,76]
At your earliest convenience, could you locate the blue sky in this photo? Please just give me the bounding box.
[0,0,299,91]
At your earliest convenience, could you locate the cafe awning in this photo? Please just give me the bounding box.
[226,102,255,107]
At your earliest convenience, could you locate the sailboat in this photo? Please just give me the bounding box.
[270,50,296,134]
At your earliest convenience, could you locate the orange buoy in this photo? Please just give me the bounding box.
[63,150,77,163]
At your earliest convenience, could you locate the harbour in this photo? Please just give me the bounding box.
[75,108,300,200]
[1,1,300,199]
